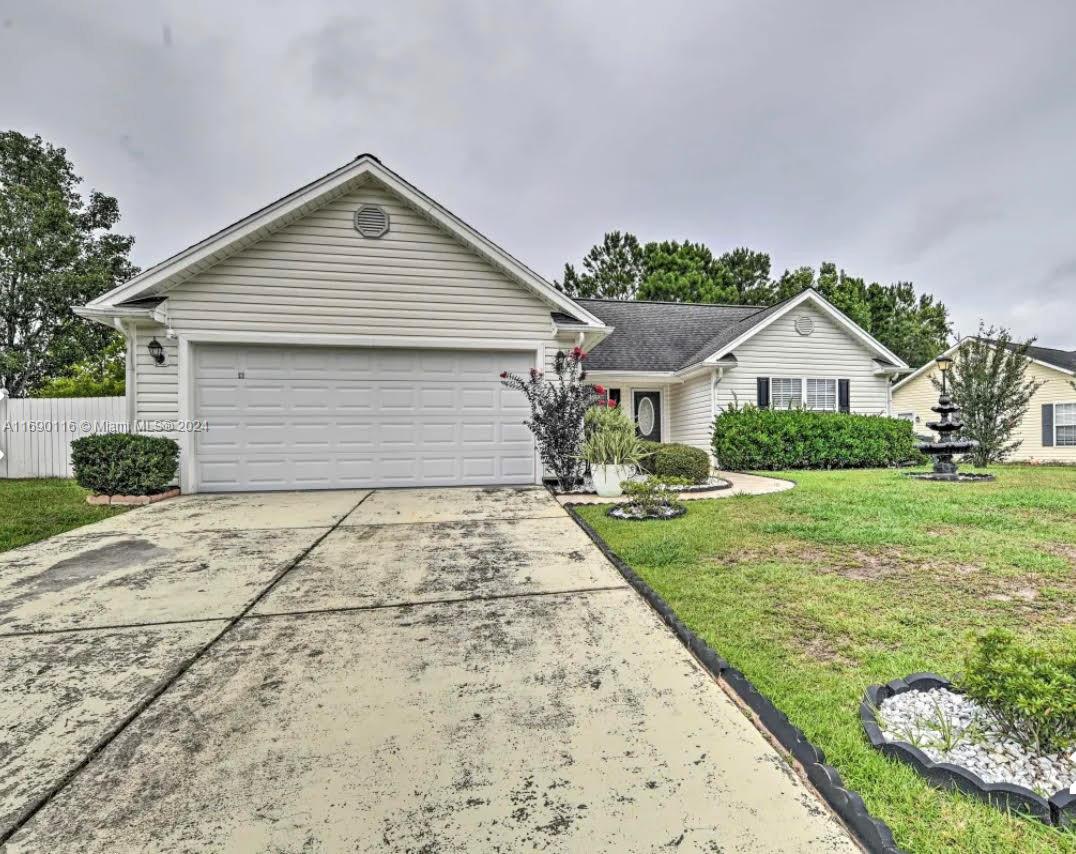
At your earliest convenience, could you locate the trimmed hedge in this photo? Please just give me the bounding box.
[712,406,921,470]
[71,433,180,496]
[636,441,710,483]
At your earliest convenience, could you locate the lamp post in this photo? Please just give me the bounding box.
[935,354,953,394]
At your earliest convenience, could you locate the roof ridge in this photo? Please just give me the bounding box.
[575,297,766,308]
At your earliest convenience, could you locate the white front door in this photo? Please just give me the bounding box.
[191,344,535,491]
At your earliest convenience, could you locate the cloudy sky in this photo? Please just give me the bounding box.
[2,0,1074,347]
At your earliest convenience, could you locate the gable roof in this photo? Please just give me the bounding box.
[581,288,908,373]
[85,155,607,328]
[893,338,1076,391]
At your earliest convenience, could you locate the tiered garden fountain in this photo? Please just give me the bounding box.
[907,354,994,482]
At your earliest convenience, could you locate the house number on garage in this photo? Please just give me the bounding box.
[237,371,245,379]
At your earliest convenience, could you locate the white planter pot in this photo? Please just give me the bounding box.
[592,464,634,498]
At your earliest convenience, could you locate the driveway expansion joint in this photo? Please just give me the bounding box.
[242,583,633,621]
[0,489,373,846]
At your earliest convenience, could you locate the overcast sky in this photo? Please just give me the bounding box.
[2,1,1074,348]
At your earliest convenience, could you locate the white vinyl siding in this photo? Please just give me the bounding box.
[1056,403,1076,447]
[716,304,891,416]
[164,180,555,341]
[667,372,715,458]
[892,356,1076,463]
[132,322,178,424]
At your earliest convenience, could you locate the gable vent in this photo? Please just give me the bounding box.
[354,205,389,238]
[794,315,815,336]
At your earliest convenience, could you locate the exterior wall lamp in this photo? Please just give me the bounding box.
[148,337,166,365]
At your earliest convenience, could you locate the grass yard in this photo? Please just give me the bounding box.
[0,478,128,554]
[576,466,1076,854]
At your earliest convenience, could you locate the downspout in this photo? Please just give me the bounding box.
[113,317,137,430]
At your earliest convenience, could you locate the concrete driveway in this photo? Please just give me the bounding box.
[0,487,857,853]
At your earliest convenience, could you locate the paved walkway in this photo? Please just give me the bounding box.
[558,470,795,505]
[1,486,852,853]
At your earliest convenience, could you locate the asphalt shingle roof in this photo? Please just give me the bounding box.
[575,299,766,371]
[1024,344,1076,373]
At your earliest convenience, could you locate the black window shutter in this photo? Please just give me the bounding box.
[1042,404,1055,447]
[838,379,850,413]
[756,377,770,409]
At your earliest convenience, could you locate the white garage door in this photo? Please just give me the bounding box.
[193,345,536,491]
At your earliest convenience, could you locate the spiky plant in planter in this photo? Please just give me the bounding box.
[500,347,600,493]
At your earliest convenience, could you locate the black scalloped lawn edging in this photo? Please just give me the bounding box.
[606,504,687,521]
[862,674,1075,829]
[564,506,903,854]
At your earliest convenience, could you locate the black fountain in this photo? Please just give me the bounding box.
[907,353,995,482]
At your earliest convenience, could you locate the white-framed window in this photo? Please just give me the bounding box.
[770,377,839,411]
[771,377,802,409]
[1057,402,1076,447]
[806,378,838,411]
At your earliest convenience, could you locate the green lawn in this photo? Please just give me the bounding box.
[576,467,1076,854]
[0,479,128,554]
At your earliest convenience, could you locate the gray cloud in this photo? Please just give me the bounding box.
[1,0,1074,348]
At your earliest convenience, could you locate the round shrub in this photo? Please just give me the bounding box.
[71,433,180,496]
[651,443,710,484]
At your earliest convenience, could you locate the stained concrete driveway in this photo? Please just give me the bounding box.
[0,487,858,852]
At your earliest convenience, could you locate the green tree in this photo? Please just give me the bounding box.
[32,335,125,397]
[0,131,137,396]
[866,282,950,368]
[637,240,720,302]
[940,326,1044,466]
[555,231,644,299]
[712,247,775,305]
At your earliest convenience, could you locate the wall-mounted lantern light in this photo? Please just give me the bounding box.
[148,337,165,365]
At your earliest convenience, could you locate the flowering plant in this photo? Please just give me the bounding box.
[500,348,600,492]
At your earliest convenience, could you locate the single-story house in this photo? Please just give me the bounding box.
[79,156,910,492]
[892,340,1076,463]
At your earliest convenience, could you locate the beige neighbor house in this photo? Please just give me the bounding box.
[892,341,1076,463]
[78,155,909,493]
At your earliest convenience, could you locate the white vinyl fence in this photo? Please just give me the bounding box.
[0,393,126,479]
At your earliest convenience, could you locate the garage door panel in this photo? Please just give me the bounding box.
[193,345,536,491]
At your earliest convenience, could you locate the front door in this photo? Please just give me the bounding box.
[633,391,662,442]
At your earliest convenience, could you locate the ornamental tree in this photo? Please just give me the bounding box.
[500,347,600,492]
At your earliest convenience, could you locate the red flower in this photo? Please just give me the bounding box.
[499,371,508,379]
[607,398,618,408]
[593,384,606,395]
[570,345,587,360]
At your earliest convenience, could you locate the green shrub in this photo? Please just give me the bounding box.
[711,405,921,470]
[581,405,647,467]
[636,440,663,474]
[71,433,180,496]
[621,477,686,515]
[959,629,1076,753]
[651,443,710,483]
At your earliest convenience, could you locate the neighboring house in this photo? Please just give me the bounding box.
[79,155,909,493]
[892,341,1076,463]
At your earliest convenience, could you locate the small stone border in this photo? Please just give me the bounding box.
[87,488,181,506]
[861,674,1075,829]
[606,503,687,521]
[675,476,733,494]
[564,505,903,853]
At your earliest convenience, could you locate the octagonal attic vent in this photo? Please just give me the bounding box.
[354,205,389,238]
[794,315,815,336]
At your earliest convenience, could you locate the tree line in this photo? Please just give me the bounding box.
[555,231,951,368]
